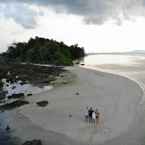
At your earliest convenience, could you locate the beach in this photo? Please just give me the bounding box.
[6,62,145,145]
[1,0,145,144]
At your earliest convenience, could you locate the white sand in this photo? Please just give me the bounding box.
[7,66,144,145]
[83,55,145,145]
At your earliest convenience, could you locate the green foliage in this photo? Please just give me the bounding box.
[3,37,85,65]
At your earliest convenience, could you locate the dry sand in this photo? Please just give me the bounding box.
[7,66,144,145]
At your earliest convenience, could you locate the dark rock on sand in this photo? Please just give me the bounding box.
[22,139,42,145]
[75,92,80,95]
[5,125,10,132]
[0,100,29,110]
[27,93,32,96]
[8,93,24,99]
[36,101,49,107]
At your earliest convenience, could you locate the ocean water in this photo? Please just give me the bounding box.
[0,112,16,145]
[84,54,145,66]
[0,77,53,145]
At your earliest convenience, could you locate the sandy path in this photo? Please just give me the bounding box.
[8,66,143,145]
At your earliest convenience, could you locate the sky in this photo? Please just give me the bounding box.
[1,0,145,53]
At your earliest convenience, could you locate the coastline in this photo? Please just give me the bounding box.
[82,65,145,104]
[5,66,144,145]
[82,65,145,145]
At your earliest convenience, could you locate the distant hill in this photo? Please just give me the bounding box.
[0,37,85,65]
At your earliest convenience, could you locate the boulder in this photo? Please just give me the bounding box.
[22,139,42,145]
[36,101,49,107]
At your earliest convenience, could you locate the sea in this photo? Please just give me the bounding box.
[0,112,16,145]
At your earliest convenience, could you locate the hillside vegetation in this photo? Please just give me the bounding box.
[1,37,85,65]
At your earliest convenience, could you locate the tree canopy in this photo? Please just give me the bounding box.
[1,37,85,65]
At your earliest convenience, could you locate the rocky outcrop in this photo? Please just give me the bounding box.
[22,139,42,145]
[36,101,49,107]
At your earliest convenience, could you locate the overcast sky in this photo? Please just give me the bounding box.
[1,0,145,53]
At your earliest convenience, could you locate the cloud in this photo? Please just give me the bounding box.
[0,2,37,29]
[1,0,145,27]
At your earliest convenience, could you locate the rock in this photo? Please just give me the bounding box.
[36,101,49,107]
[7,71,11,76]
[22,139,42,145]
[0,91,6,100]
[8,93,25,99]
[12,86,16,90]
[5,125,10,131]
[20,81,26,85]
[0,100,29,110]
[63,81,68,84]
[75,92,80,95]
[1,78,7,83]
[68,113,72,118]
[27,93,32,96]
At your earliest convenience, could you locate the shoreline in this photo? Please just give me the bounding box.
[82,65,145,145]
[5,68,142,145]
[82,65,145,104]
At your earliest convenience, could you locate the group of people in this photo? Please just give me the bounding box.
[85,107,100,125]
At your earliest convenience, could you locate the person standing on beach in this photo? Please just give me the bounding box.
[95,109,100,126]
[88,107,94,122]
[92,111,96,124]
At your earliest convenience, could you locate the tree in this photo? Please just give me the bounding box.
[2,37,85,66]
